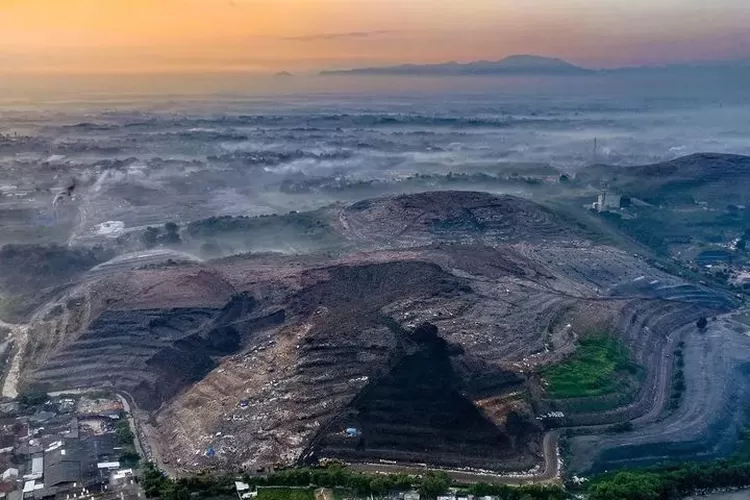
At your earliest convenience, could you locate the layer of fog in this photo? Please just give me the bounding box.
[1,72,749,247]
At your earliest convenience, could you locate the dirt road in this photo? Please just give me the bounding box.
[345,431,560,485]
[0,319,29,399]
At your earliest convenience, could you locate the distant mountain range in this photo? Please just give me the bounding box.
[321,54,750,76]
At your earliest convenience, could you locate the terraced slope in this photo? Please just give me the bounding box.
[309,324,524,470]
[336,191,592,247]
[12,191,742,477]
[24,293,282,410]
[568,316,750,474]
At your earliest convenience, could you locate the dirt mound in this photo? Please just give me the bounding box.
[338,191,591,247]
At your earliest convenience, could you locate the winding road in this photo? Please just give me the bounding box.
[0,319,29,399]
[345,431,560,484]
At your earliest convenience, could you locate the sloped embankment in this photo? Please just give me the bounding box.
[23,292,284,410]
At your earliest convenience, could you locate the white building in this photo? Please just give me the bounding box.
[595,192,622,212]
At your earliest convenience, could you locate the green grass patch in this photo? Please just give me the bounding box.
[257,488,315,500]
[543,334,641,399]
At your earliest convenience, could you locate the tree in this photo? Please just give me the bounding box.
[143,227,159,248]
[161,222,181,245]
[162,483,190,500]
[369,477,389,497]
[418,472,450,499]
[607,421,634,433]
[697,317,708,330]
[18,390,48,407]
[119,450,140,467]
[116,420,135,445]
[141,462,170,498]
[588,471,664,500]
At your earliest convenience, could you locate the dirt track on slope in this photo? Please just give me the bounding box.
[345,430,560,485]
[568,313,750,474]
[1,319,29,398]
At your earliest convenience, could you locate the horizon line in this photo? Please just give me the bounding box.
[0,54,748,77]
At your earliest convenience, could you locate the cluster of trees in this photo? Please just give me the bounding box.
[466,482,566,500]
[141,463,203,500]
[115,418,135,446]
[186,212,329,239]
[186,215,255,237]
[670,342,686,410]
[733,227,750,251]
[606,421,634,434]
[241,465,413,495]
[588,460,750,499]
[696,316,708,330]
[119,450,140,467]
[18,390,49,408]
[141,458,750,500]
[114,413,140,466]
[143,222,182,248]
[139,463,565,500]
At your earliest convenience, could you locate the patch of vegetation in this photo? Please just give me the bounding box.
[186,212,334,241]
[18,390,49,408]
[139,463,566,500]
[587,416,750,499]
[543,334,641,399]
[115,418,135,446]
[119,450,140,467]
[466,482,567,499]
[143,222,182,248]
[418,472,451,499]
[669,342,686,410]
[257,488,315,500]
[587,460,750,500]
[606,421,634,434]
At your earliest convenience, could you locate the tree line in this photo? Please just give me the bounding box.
[139,463,566,500]
[587,459,750,499]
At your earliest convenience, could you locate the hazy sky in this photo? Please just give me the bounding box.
[1,0,749,73]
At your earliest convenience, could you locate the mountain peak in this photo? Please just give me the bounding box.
[322,55,591,76]
[496,54,578,68]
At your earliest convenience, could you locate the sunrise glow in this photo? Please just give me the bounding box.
[1,0,748,73]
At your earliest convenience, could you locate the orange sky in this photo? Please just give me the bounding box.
[1,0,748,73]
